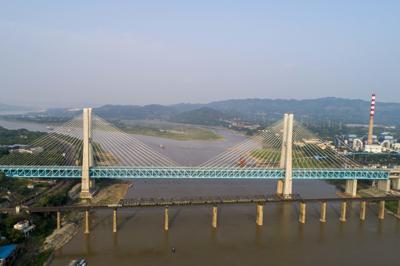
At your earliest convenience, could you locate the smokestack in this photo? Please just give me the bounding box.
[367,93,376,145]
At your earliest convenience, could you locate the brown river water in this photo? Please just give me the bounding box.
[0,121,399,266]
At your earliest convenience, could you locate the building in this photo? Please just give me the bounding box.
[334,134,364,151]
[7,144,28,151]
[13,220,35,236]
[364,144,383,153]
[0,244,17,266]
[393,143,400,151]
[9,146,43,154]
[379,132,395,143]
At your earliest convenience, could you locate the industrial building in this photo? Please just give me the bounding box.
[334,94,399,154]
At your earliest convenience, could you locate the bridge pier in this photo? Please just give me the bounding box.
[360,201,366,221]
[320,202,327,223]
[256,204,264,226]
[299,202,306,224]
[164,207,169,231]
[84,210,90,234]
[276,180,284,195]
[57,211,61,230]
[345,180,357,197]
[397,201,400,217]
[378,200,385,220]
[212,206,218,228]
[391,179,400,190]
[113,209,117,233]
[340,202,347,222]
[377,180,390,193]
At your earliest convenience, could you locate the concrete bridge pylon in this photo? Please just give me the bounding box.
[80,108,94,199]
[277,113,294,198]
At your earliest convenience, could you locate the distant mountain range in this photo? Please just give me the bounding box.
[2,97,399,126]
[93,97,400,126]
[0,102,35,114]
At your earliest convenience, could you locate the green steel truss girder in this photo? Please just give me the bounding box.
[90,167,284,179]
[0,166,389,180]
[0,166,81,178]
[292,169,389,179]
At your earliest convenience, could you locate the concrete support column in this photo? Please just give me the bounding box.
[299,202,306,224]
[164,207,169,231]
[283,114,294,198]
[113,209,117,233]
[397,201,400,217]
[340,202,347,222]
[57,211,61,230]
[80,108,93,199]
[212,206,218,228]
[391,178,400,190]
[377,180,390,193]
[277,114,288,196]
[256,204,264,226]
[276,180,284,195]
[345,180,357,197]
[320,202,327,223]
[378,200,385,220]
[84,210,90,234]
[360,201,366,221]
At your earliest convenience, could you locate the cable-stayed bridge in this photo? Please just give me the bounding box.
[0,108,390,199]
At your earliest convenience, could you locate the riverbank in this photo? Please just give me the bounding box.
[43,181,130,249]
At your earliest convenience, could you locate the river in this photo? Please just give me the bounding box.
[1,120,399,265]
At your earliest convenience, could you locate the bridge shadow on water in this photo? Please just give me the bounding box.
[117,210,141,231]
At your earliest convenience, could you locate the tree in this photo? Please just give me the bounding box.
[0,172,5,183]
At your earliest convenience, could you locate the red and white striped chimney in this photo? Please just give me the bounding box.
[367,93,376,145]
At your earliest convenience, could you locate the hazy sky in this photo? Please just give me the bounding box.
[0,1,399,107]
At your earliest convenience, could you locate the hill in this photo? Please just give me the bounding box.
[3,97,400,126]
[172,107,230,126]
[94,97,400,126]
[0,102,34,114]
[206,97,390,124]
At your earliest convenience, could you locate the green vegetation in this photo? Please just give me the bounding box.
[0,173,52,204]
[171,107,229,126]
[125,126,223,140]
[251,144,342,168]
[385,201,399,214]
[350,153,400,166]
[0,126,44,146]
[0,128,83,166]
[25,249,53,266]
[305,122,400,140]
[35,185,70,207]
[0,151,67,166]
[0,181,74,265]
[114,120,224,141]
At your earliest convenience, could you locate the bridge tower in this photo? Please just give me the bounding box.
[80,108,94,199]
[277,113,294,198]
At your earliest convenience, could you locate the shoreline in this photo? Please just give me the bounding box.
[41,181,131,264]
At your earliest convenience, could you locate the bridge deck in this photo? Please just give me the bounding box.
[0,166,389,180]
[2,195,400,213]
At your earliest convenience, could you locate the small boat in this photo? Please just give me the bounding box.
[69,259,87,266]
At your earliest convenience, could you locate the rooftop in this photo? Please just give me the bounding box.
[0,244,17,260]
